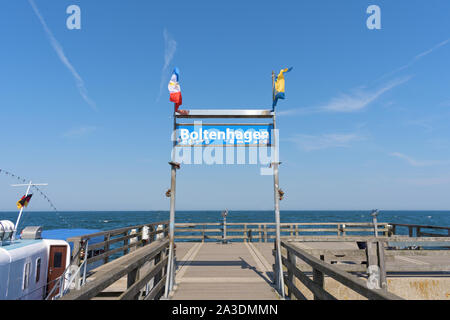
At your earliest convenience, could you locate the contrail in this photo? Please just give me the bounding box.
[28,0,97,111]
[378,38,450,81]
[157,28,177,101]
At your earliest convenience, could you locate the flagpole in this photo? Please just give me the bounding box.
[272,71,275,112]
[11,181,48,240]
[12,181,31,240]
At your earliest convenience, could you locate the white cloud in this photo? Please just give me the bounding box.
[63,126,97,138]
[289,133,364,151]
[390,152,450,167]
[157,28,177,100]
[280,38,450,117]
[279,76,411,116]
[318,77,411,113]
[28,0,97,111]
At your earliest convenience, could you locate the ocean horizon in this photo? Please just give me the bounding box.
[1,210,449,236]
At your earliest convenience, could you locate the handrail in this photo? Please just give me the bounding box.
[389,223,450,230]
[281,241,403,300]
[67,220,170,241]
[174,222,389,242]
[389,223,450,238]
[61,239,170,300]
[67,220,169,269]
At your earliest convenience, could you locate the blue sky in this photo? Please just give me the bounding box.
[0,0,449,211]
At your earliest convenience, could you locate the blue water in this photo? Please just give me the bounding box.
[1,210,449,236]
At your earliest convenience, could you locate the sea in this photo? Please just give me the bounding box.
[1,210,449,237]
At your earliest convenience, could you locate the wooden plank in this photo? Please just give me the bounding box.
[170,243,278,300]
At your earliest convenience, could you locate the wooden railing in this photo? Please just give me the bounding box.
[280,240,403,300]
[280,237,450,300]
[174,222,389,242]
[67,220,169,269]
[389,223,450,238]
[61,239,169,300]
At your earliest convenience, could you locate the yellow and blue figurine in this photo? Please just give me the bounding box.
[272,67,293,111]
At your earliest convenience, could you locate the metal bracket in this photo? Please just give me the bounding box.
[168,161,181,169]
[269,161,282,168]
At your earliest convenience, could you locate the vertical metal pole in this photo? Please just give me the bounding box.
[223,215,227,244]
[168,165,176,290]
[12,181,32,240]
[82,240,88,286]
[272,112,285,298]
[164,111,178,298]
[271,71,275,112]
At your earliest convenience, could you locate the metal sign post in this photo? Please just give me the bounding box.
[271,113,285,297]
[165,108,285,298]
[164,111,180,298]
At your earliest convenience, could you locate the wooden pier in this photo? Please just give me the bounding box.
[61,221,450,300]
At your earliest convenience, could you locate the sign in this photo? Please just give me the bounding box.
[175,124,273,147]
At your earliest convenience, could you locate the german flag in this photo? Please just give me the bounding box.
[17,194,32,209]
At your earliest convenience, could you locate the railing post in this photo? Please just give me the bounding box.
[366,241,387,290]
[149,225,155,243]
[408,226,413,237]
[244,224,247,242]
[417,227,422,237]
[127,267,140,300]
[71,238,82,289]
[130,229,138,253]
[264,225,267,242]
[123,231,129,256]
[312,255,325,300]
[287,249,297,299]
[153,248,163,298]
[104,234,110,264]
[222,217,227,244]
[392,224,396,236]
[377,241,387,290]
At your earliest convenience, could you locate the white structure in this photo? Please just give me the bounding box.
[0,234,70,300]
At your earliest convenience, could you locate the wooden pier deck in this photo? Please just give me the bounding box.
[61,222,450,300]
[170,242,279,300]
